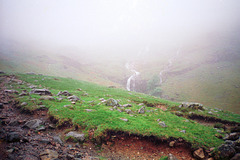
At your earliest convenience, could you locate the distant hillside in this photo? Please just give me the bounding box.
[0,35,240,113]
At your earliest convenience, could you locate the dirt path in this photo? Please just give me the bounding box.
[0,75,194,160]
[0,76,100,160]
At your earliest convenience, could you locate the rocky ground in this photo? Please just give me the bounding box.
[0,74,240,160]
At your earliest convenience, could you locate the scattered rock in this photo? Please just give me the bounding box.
[0,70,5,74]
[158,121,167,128]
[122,104,132,108]
[193,148,205,159]
[169,141,175,147]
[19,91,28,96]
[21,102,28,106]
[230,153,240,160]
[120,118,128,122]
[4,89,19,94]
[37,125,46,131]
[168,153,179,160]
[0,103,3,109]
[66,131,85,142]
[106,98,119,107]
[125,109,132,114]
[225,140,236,148]
[85,109,92,112]
[117,109,122,113]
[224,133,240,141]
[30,89,52,95]
[57,90,71,96]
[6,132,21,142]
[53,136,63,145]
[231,126,240,132]
[82,92,88,96]
[64,105,75,110]
[66,154,75,160]
[39,96,55,101]
[138,106,145,114]
[29,85,37,89]
[179,102,204,110]
[56,97,63,101]
[23,119,42,129]
[67,95,80,102]
[218,144,236,159]
[39,149,58,160]
[180,130,186,134]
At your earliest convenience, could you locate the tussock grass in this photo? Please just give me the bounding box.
[6,73,240,149]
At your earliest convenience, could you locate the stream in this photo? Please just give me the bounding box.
[159,49,180,85]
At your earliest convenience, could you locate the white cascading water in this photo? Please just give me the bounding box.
[159,49,180,85]
[126,62,140,91]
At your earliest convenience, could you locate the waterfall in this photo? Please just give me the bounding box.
[126,62,140,91]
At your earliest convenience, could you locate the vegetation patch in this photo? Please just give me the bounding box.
[3,73,240,150]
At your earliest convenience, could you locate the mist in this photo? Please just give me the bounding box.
[1,0,240,59]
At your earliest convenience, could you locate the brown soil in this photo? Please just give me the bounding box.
[0,75,195,160]
[100,132,193,160]
[155,105,167,111]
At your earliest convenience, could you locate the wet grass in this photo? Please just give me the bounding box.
[5,73,240,149]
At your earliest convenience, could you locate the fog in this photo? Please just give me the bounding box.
[1,0,240,59]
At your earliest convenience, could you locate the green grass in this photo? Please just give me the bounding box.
[3,73,238,149]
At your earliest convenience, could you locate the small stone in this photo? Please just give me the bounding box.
[48,124,56,129]
[218,144,236,160]
[64,105,75,110]
[23,119,42,129]
[37,126,46,131]
[39,96,55,101]
[158,121,167,128]
[30,89,52,95]
[66,131,85,142]
[56,97,63,101]
[6,132,21,142]
[230,153,240,160]
[105,98,119,106]
[85,109,92,112]
[168,153,179,160]
[117,109,122,113]
[7,148,14,153]
[53,136,63,145]
[138,106,145,114]
[120,118,128,122]
[224,132,240,141]
[193,148,205,159]
[169,141,175,147]
[67,95,80,102]
[57,90,71,96]
[0,103,3,109]
[125,109,132,114]
[180,130,186,133]
[66,154,75,160]
[122,104,132,108]
[39,149,58,160]
[21,102,28,106]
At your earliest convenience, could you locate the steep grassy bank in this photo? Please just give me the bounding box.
[3,73,240,150]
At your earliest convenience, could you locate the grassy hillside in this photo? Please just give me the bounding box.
[1,36,240,114]
[3,73,240,150]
